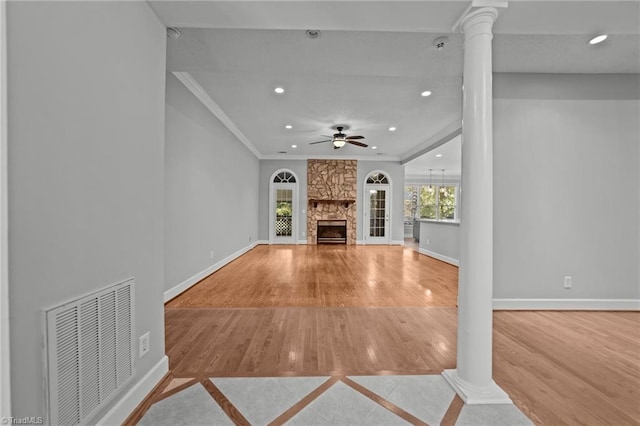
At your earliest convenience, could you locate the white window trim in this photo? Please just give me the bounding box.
[363,170,392,244]
[407,182,460,223]
[269,169,299,244]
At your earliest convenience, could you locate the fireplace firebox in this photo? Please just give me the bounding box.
[317,220,347,244]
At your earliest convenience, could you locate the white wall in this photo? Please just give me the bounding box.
[493,73,640,303]
[358,161,405,243]
[258,160,307,242]
[419,221,460,265]
[7,1,166,418]
[0,0,9,418]
[164,74,259,292]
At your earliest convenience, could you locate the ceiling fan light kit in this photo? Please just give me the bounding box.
[309,126,368,149]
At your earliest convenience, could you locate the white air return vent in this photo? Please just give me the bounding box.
[44,278,135,426]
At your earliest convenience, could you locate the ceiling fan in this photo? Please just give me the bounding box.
[310,126,368,149]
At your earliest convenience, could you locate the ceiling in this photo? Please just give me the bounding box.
[404,135,462,179]
[150,0,640,173]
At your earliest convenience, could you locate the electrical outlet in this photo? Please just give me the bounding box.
[426,239,430,245]
[302,231,306,237]
[564,276,572,289]
[249,236,252,242]
[210,250,214,259]
[139,332,150,358]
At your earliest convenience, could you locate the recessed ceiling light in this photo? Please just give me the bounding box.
[285,125,293,129]
[421,91,432,97]
[388,127,396,132]
[291,145,297,148]
[371,146,378,150]
[435,154,443,158]
[274,87,285,94]
[589,34,608,45]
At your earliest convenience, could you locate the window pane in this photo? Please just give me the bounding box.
[419,186,437,219]
[369,190,386,237]
[404,185,418,219]
[438,186,456,220]
[366,172,389,184]
[274,171,296,183]
[275,189,292,236]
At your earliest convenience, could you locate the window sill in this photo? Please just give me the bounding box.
[416,219,460,225]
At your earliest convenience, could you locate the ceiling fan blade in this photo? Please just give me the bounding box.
[347,140,369,148]
[346,135,365,140]
[310,139,332,145]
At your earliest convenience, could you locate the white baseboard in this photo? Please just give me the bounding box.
[493,298,640,311]
[356,240,404,246]
[164,242,258,302]
[97,355,169,426]
[258,239,308,245]
[418,248,459,266]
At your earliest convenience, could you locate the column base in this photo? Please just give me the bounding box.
[442,369,512,405]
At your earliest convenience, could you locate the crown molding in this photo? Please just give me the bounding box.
[452,0,508,33]
[261,154,401,162]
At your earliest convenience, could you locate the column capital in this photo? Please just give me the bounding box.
[452,1,508,34]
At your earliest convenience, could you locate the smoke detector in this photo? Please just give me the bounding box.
[167,27,181,40]
[306,29,321,39]
[433,37,448,51]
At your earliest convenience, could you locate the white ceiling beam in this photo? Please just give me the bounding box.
[172,72,263,159]
[401,120,461,165]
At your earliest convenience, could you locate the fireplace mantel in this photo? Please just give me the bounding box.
[309,199,355,208]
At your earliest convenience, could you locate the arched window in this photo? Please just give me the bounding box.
[366,172,389,184]
[364,171,391,244]
[273,171,296,183]
[270,169,298,243]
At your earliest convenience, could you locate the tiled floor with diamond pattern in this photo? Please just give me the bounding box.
[137,374,533,425]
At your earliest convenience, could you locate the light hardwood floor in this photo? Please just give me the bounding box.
[167,245,458,308]
[493,310,640,425]
[165,244,640,425]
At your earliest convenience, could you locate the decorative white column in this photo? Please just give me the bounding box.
[442,5,511,405]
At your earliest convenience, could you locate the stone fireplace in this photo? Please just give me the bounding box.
[307,160,357,245]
